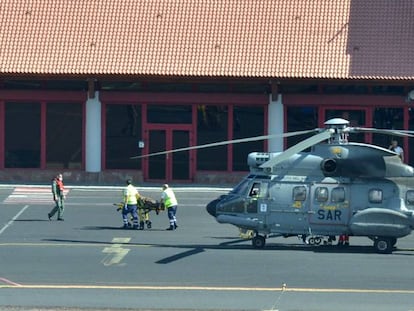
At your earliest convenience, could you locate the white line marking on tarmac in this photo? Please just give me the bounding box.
[3,187,69,204]
[0,205,29,235]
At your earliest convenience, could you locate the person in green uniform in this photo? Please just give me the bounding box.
[48,173,65,221]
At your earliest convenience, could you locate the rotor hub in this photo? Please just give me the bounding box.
[324,118,350,144]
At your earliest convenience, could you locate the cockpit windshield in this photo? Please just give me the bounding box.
[229,179,250,195]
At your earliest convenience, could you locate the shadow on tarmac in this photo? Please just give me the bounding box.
[81,225,165,232]
[43,236,414,257]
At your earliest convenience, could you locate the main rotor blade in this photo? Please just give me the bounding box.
[130,129,319,159]
[260,130,333,169]
[350,127,414,137]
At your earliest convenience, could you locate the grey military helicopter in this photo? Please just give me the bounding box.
[134,118,414,253]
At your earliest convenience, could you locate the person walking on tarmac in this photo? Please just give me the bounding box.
[160,184,178,230]
[122,179,140,229]
[48,173,66,221]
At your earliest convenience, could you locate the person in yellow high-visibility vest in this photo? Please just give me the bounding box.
[122,179,140,229]
[160,184,178,230]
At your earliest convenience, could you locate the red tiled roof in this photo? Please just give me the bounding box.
[1,0,414,80]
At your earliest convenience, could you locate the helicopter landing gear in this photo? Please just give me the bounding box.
[307,236,323,245]
[252,234,266,249]
[374,237,394,254]
[302,235,324,245]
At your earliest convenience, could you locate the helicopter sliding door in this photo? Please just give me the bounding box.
[266,182,310,235]
[309,184,351,233]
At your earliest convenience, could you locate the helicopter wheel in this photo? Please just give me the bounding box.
[313,237,322,245]
[374,237,393,254]
[252,235,266,249]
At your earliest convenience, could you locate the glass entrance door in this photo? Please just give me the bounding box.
[148,130,167,180]
[172,130,190,180]
[147,128,190,182]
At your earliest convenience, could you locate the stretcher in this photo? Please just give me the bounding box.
[114,196,165,229]
[113,196,165,214]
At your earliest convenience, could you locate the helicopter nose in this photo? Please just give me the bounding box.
[206,198,220,217]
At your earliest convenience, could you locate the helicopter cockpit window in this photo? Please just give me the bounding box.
[331,187,345,203]
[248,182,269,199]
[406,191,414,205]
[249,183,261,197]
[293,186,307,201]
[315,187,329,202]
[369,189,383,204]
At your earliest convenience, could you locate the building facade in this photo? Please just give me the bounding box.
[1,80,412,184]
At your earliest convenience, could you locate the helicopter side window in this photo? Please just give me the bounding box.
[331,187,345,203]
[406,190,414,205]
[369,189,383,204]
[315,187,329,202]
[293,186,307,201]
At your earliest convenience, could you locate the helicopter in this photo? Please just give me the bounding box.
[133,118,414,253]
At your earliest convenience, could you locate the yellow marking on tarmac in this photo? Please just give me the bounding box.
[101,237,131,266]
[0,242,149,248]
[0,284,414,294]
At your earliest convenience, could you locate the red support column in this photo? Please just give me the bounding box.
[227,104,234,172]
[40,101,47,169]
[190,104,197,181]
[0,101,4,169]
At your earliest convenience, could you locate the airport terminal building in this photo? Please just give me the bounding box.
[0,0,413,184]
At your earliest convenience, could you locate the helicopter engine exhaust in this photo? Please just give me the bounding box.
[321,158,337,175]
